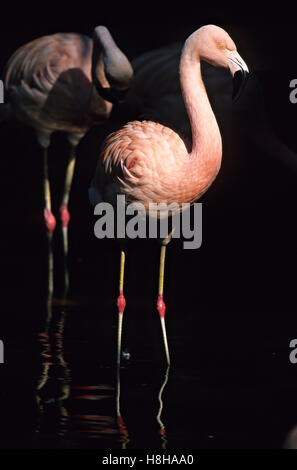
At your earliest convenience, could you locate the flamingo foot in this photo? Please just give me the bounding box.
[157,294,166,318]
[60,204,70,228]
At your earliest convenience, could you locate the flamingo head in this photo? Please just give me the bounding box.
[189,24,249,102]
[92,26,134,104]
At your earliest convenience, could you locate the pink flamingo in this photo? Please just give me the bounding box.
[91,25,248,365]
[0,26,133,382]
[1,26,133,295]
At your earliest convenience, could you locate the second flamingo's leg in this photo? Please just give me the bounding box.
[157,244,171,365]
[42,143,56,327]
[59,139,79,298]
[117,250,126,365]
[37,140,56,389]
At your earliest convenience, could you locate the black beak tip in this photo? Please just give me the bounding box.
[232,69,249,103]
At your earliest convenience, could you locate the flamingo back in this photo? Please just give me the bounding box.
[4,34,109,133]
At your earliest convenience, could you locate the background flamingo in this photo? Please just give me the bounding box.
[90,25,249,365]
[0,25,133,379]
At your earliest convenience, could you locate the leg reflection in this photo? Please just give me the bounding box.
[116,365,130,449]
[156,365,170,449]
[35,307,71,440]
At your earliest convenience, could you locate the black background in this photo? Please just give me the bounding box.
[1,1,297,449]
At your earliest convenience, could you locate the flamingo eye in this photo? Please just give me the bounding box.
[218,43,226,49]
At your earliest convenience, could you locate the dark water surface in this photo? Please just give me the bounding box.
[1,296,297,449]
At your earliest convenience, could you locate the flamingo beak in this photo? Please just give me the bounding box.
[227,51,249,103]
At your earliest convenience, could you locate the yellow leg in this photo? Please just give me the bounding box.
[157,245,171,365]
[38,147,56,391]
[117,250,126,365]
[62,151,76,207]
[43,147,56,329]
[60,148,76,298]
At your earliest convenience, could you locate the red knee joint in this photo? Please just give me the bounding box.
[117,291,126,314]
[157,294,166,318]
[44,209,56,234]
[60,204,70,228]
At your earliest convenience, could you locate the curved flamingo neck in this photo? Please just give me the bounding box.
[179,40,222,176]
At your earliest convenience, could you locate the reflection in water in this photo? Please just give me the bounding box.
[35,305,71,440]
[36,331,51,391]
[116,366,130,448]
[116,364,170,449]
[35,305,123,446]
[35,347,170,448]
[71,384,118,442]
[35,286,170,448]
[35,369,71,440]
[36,306,69,388]
[156,366,170,449]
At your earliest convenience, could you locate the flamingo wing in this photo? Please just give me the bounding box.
[91,120,191,209]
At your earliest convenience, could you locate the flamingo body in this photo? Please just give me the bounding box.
[96,119,221,210]
[0,26,133,374]
[90,25,249,365]
[92,24,249,214]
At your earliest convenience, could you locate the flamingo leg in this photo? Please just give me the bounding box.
[117,250,126,365]
[157,244,171,365]
[43,147,56,328]
[59,145,77,298]
[37,146,56,390]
